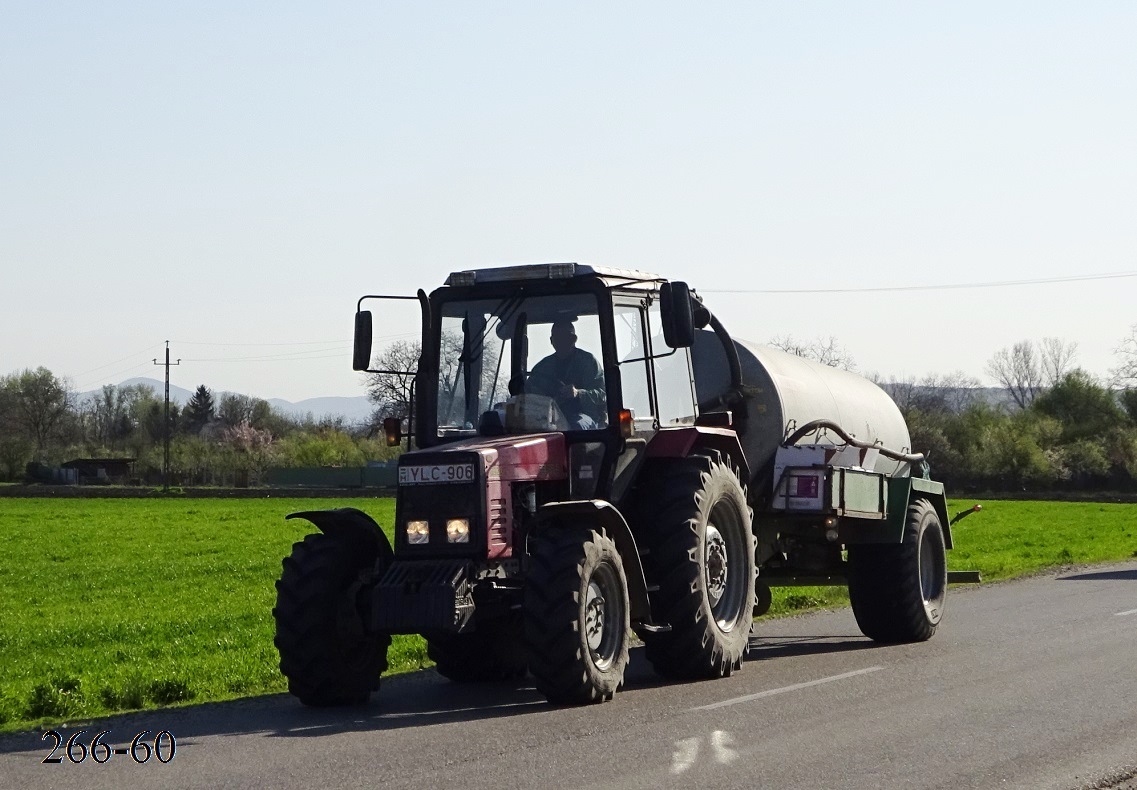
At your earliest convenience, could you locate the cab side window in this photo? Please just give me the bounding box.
[648,301,696,425]
[613,304,653,422]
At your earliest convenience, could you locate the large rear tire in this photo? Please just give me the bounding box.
[847,498,947,643]
[637,452,756,680]
[524,528,630,704]
[273,532,390,706]
[426,617,527,683]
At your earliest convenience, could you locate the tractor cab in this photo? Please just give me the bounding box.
[355,263,702,506]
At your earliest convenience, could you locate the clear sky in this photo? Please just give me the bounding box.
[2,2,1134,402]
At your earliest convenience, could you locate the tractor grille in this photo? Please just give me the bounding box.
[372,560,474,633]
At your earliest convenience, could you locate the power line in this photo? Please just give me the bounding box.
[74,360,155,392]
[699,270,1137,295]
[181,350,349,363]
[169,331,417,348]
[172,339,351,347]
[73,343,165,378]
[180,356,345,363]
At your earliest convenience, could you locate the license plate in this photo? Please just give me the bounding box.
[399,463,476,485]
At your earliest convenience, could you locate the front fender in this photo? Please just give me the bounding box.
[534,500,654,628]
[286,507,394,564]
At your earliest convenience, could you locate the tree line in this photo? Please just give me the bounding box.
[0,372,399,485]
[3,322,1135,491]
[874,331,1135,491]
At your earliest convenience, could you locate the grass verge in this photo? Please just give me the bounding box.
[1,497,1134,732]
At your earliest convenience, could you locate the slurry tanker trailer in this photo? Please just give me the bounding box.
[274,263,969,706]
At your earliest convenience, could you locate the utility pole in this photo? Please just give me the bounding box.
[153,341,181,493]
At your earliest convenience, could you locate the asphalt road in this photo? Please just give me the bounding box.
[3,561,1136,790]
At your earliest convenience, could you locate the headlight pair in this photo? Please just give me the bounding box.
[405,518,470,544]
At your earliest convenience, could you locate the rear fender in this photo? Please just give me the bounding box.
[851,478,953,548]
[534,500,654,627]
[645,426,750,482]
[286,508,395,564]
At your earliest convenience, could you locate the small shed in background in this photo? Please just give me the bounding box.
[60,458,136,484]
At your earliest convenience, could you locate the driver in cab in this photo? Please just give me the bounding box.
[525,320,606,429]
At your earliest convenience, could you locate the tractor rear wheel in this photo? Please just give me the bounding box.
[273,532,390,706]
[638,452,756,679]
[426,617,527,683]
[524,528,629,704]
[847,498,947,643]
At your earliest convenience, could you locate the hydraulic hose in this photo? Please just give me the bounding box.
[782,419,925,465]
[696,307,746,413]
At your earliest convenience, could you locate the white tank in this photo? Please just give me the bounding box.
[691,330,913,488]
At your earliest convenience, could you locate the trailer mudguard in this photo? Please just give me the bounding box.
[852,478,953,549]
[286,508,395,564]
[534,500,657,629]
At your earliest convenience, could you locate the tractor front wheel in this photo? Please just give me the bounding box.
[273,532,390,706]
[524,528,630,704]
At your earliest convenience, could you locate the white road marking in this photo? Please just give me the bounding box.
[670,736,700,775]
[689,666,884,712]
[710,730,739,765]
[1115,608,1137,617]
[670,730,739,775]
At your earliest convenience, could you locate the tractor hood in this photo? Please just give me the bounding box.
[402,433,568,483]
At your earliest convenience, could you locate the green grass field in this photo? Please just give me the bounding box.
[1,496,1134,733]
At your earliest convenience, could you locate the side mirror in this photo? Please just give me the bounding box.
[660,282,695,348]
[353,311,373,371]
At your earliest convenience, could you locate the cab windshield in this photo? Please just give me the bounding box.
[435,293,608,438]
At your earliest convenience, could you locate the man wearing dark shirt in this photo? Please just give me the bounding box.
[525,320,606,429]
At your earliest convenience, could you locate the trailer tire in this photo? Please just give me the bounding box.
[638,452,756,679]
[524,528,629,704]
[754,582,773,618]
[273,532,390,706]
[847,498,947,643]
[426,618,528,683]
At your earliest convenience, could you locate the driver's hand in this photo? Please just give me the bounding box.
[557,382,578,400]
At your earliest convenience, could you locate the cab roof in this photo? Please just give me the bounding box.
[445,262,665,290]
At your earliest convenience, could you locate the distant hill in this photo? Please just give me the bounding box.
[78,377,373,424]
[267,396,374,424]
[115,377,194,404]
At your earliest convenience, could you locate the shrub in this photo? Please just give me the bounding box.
[25,676,84,720]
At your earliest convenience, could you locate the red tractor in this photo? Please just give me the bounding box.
[274,263,962,705]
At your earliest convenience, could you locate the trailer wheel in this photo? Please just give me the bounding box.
[754,582,773,618]
[638,452,756,679]
[847,498,947,643]
[426,617,527,682]
[524,528,629,704]
[273,532,390,706]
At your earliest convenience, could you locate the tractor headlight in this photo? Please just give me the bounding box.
[446,518,470,543]
[406,520,430,544]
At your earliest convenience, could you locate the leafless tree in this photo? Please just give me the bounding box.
[986,340,1044,409]
[1111,324,1137,388]
[987,338,1079,409]
[880,371,981,415]
[365,340,421,421]
[921,371,983,414]
[1039,337,1078,386]
[365,333,472,423]
[768,334,857,371]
